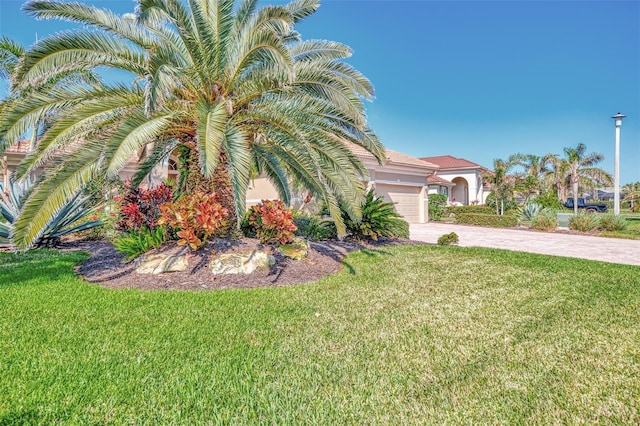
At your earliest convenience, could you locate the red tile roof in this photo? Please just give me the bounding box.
[427,175,453,184]
[420,155,485,170]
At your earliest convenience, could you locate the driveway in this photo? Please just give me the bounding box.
[409,222,640,266]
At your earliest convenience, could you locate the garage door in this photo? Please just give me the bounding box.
[375,184,422,223]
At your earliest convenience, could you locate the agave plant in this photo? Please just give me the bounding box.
[518,202,542,221]
[0,178,102,248]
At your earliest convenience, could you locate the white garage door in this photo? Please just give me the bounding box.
[375,184,422,223]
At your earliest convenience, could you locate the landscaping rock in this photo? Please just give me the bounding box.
[135,247,189,274]
[210,250,275,275]
[277,237,309,260]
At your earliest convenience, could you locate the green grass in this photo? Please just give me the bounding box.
[1,247,639,424]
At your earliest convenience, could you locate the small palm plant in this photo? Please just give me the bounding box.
[0,178,102,248]
[343,189,409,240]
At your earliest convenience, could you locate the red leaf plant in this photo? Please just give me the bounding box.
[247,200,297,244]
[158,191,229,250]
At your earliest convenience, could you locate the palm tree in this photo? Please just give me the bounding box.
[482,155,520,215]
[544,154,568,202]
[622,182,640,210]
[561,143,612,214]
[516,153,554,198]
[0,0,385,248]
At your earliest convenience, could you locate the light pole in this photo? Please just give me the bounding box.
[612,112,625,216]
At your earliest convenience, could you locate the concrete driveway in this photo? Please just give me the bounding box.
[409,222,640,266]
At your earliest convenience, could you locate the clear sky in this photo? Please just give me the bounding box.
[1,0,639,184]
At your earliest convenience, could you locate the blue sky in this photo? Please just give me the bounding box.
[1,0,639,184]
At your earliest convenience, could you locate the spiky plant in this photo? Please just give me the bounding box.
[0,0,385,249]
[0,178,102,248]
[517,202,553,222]
[343,189,408,241]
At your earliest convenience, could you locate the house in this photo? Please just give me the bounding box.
[2,140,440,223]
[247,146,439,223]
[420,155,489,205]
[1,140,31,191]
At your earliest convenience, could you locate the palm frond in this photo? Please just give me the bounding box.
[132,138,180,187]
[223,125,252,221]
[196,99,228,176]
[14,31,146,89]
[23,0,156,46]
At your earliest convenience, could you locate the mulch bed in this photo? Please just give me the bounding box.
[61,237,421,291]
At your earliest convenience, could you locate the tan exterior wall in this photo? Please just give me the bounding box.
[246,177,280,207]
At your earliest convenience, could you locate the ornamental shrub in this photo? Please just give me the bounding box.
[116,183,173,232]
[437,232,459,246]
[568,213,599,233]
[597,214,627,231]
[293,213,337,241]
[456,213,517,228]
[158,191,229,249]
[247,200,297,244]
[344,190,409,240]
[444,205,495,216]
[428,194,447,220]
[530,192,563,210]
[531,211,558,231]
[113,226,167,260]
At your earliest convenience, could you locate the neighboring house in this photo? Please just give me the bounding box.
[248,145,439,223]
[1,140,31,191]
[1,140,169,191]
[421,155,489,205]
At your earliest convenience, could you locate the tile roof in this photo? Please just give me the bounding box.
[427,175,453,184]
[4,140,31,154]
[385,149,439,168]
[344,141,438,169]
[420,155,485,170]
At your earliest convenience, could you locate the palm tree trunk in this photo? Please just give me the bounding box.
[573,180,579,214]
[176,144,238,236]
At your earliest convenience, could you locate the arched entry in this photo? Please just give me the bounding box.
[451,177,468,205]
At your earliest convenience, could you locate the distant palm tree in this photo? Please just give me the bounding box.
[0,0,384,248]
[561,143,612,214]
[482,155,519,215]
[622,182,640,210]
[516,153,555,198]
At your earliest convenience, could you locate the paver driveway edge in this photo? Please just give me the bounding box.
[409,223,640,266]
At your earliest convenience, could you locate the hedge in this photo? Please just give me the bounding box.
[428,194,448,220]
[456,213,518,228]
[445,205,495,215]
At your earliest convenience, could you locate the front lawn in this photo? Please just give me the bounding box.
[1,247,638,423]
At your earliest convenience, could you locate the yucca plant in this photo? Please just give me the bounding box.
[568,212,600,233]
[531,211,558,231]
[598,214,627,232]
[0,178,102,248]
[343,189,409,241]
